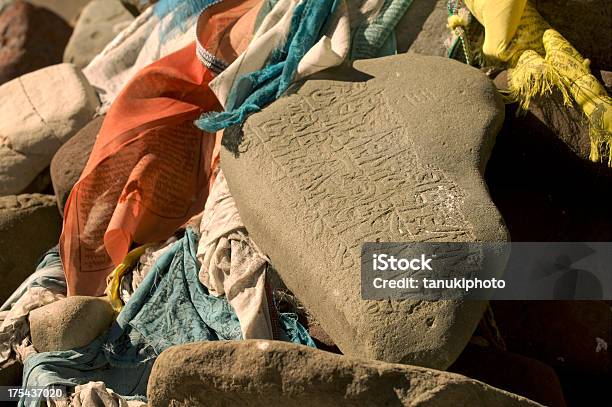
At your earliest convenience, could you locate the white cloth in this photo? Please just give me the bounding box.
[295,0,350,80]
[197,171,273,340]
[210,0,351,108]
[83,7,197,113]
[0,287,65,368]
[49,381,146,407]
[210,0,300,108]
[119,238,177,305]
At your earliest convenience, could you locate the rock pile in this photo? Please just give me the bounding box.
[0,2,609,406]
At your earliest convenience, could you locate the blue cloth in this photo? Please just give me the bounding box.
[196,0,340,133]
[20,229,314,406]
[0,248,66,313]
[154,0,216,43]
[350,0,414,59]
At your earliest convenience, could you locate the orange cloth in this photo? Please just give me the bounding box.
[61,0,262,296]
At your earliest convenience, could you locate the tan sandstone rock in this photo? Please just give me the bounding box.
[148,340,542,407]
[0,63,99,196]
[221,53,507,369]
[29,296,115,353]
[28,0,93,25]
[63,0,134,69]
[0,194,62,303]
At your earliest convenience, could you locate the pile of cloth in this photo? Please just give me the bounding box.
[0,0,416,405]
[1,0,609,405]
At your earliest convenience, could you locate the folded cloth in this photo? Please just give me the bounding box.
[196,0,342,132]
[61,0,264,296]
[0,249,66,369]
[84,1,215,112]
[119,237,177,305]
[21,229,314,407]
[197,171,273,340]
[49,381,146,407]
[349,0,414,59]
[200,0,416,131]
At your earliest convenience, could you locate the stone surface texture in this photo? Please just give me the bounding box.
[395,0,612,71]
[51,115,103,215]
[396,0,448,57]
[221,53,507,369]
[450,344,567,407]
[121,0,157,15]
[492,300,611,375]
[0,63,99,196]
[535,0,612,70]
[63,0,134,69]
[28,0,93,25]
[29,296,115,353]
[0,0,72,86]
[0,194,62,304]
[148,340,542,407]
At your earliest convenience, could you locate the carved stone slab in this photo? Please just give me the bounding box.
[221,53,507,369]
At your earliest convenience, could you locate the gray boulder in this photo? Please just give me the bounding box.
[29,296,114,352]
[27,0,93,25]
[0,194,62,304]
[536,0,611,71]
[221,53,507,369]
[63,0,134,69]
[148,340,542,407]
[121,0,157,15]
[0,63,99,196]
[396,0,449,57]
[50,115,103,215]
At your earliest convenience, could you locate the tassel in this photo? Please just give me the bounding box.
[508,50,569,111]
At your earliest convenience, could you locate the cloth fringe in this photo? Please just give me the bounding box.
[507,28,612,166]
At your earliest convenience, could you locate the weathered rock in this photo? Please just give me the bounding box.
[494,70,600,165]
[535,0,612,71]
[0,63,99,196]
[21,168,53,195]
[0,0,72,85]
[450,344,567,407]
[600,70,612,92]
[486,73,612,242]
[148,340,542,407]
[0,194,62,304]
[29,296,114,353]
[396,0,612,70]
[396,0,448,57]
[221,54,507,369]
[121,0,157,15]
[491,301,611,375]
[51,115,103,215]
[63,0,134,69]
[0,362,22,387]
[27,0,92,25]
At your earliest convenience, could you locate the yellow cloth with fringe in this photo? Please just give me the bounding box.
[459,0,612,165]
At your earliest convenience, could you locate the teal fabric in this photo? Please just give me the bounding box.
[350,0,414,59]
[198,0,413,133]
[20,229,315,406]
[196,0,340,133]
[154,0,216,43]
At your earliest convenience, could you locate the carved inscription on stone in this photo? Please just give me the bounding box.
[245,82,474,274]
